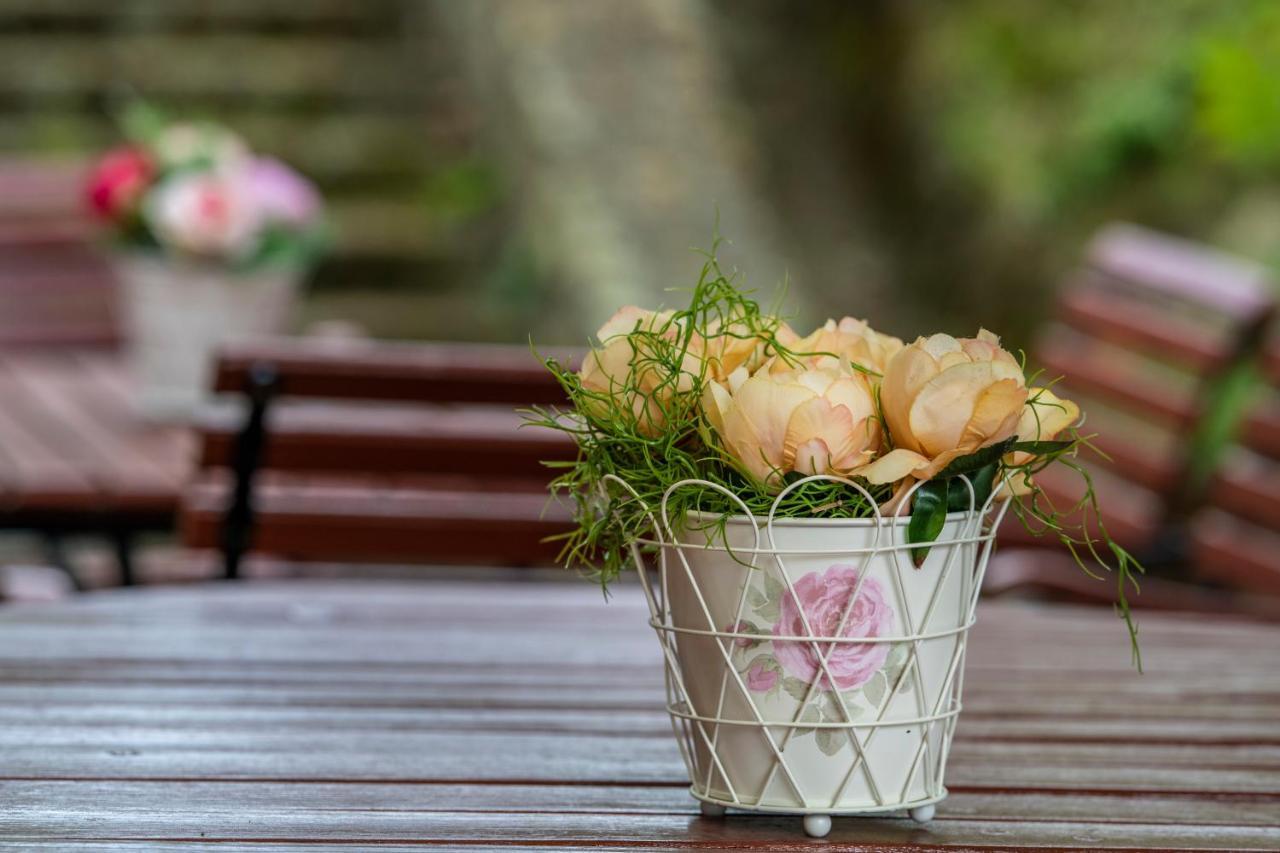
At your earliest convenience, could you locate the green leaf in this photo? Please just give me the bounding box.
[754,597,780,623]
[947,462,997,512]
[1008,439,1073,455]
[907,479,949,567]
[933,437,1016,478]
[815,728,845,756]
[862,671,887,707]
[798,705,823,725]
[762,572,786,605]
[782,677,812,702]
[822,691,860,719]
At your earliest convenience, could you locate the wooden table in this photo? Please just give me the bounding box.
[1,579,1276,850]
[0,351,192,582]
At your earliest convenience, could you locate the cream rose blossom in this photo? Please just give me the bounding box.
[856,330,1027,485]
[702,363,881,488]
[579,308,774,436]
[784,317,904,374]
[578,307,693,437]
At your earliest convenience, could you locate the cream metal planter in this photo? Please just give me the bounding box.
[610,473,1010,838]
[115,254,302,420]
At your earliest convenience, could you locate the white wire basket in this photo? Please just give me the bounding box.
[606,473,1012,838]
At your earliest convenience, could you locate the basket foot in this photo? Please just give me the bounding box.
[909,804,936,824]
[698,801,726,819]
[802,814,831,838]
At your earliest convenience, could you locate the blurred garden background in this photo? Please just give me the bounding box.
[4,0,1280,349]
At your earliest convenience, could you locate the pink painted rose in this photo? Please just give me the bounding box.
[772,567,893,691]
[725,621,754,648]
[746,662,778,692]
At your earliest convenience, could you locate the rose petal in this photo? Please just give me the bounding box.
[701,379,731,439]
[1017,387,1081,442]
[596,306,651,341]
[961,378,1028,448]
[783,397,857,475]
[854,448,932,485]
[880,344,939,454]
[921,333,962,359]
[1007,387,1081,465]
[721,372,816,485]
[908,362,998,457]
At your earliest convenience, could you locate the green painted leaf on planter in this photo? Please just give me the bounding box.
[815,728,845,756]
[907,478,949,567]
[799,704,823,725]
[763,571,786,604]
[754,597,780,622]
[782,677,812,703]
[862,671,888,707]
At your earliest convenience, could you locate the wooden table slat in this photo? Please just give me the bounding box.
[0,580,1276,850]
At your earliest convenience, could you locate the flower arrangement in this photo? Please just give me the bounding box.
[85,110,326,271]
[530,243,1142,662]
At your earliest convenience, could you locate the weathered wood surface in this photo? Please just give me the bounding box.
[1,579,1276,850]
[0,351,190,521]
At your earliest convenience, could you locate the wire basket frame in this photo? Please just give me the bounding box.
[604,472,1012,820]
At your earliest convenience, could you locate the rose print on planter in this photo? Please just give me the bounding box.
[772,568,893,691]
[727,566,911,756]
[745,661,779,691]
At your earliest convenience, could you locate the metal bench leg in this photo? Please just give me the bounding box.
[42,533,83,592]
[113,530,136,587]
[222,362,279,581]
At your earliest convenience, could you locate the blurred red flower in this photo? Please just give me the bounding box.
[86,146,154,220]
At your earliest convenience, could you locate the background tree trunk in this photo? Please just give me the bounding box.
[431,0,809,340]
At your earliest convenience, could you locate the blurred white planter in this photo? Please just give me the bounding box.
[613,474,1009,838]
[115,254,302,420]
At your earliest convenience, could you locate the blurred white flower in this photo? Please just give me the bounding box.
[155,122,249,172]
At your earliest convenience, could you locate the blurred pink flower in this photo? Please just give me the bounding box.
[145,172,261,258]
[772,567,893,691]
[746,662,777,692]
[246,157,322,227]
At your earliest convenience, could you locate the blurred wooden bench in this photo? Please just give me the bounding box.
[0,159,119,350]
[180,339,579,577]
[990,223,1277,610]
[1190,339,1280,596]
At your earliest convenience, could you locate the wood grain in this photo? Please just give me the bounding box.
[0,579,1276,850]
[0,353,191,520]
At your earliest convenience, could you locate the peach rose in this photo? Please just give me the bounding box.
[784,317,903,374]
[703,363,880,488]
[856,330,1027,486]
[578,307,697,437]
